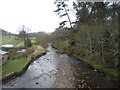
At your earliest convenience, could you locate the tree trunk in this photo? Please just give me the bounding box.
[88,33,92,54]
[64,7,72,28]
[68,29,77,54]
[115,33,120,68]
[101,37,105,65]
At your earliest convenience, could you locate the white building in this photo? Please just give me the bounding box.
[0,50,8,64]
[1,44,20,48]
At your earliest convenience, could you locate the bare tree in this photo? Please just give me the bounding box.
[18,25,32,47]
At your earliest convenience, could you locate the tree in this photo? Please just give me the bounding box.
[18,25,32,47]
[36,32,51,47]
[54,0,73,28]
[25,38,32,47]
[53,1,119,68]
[109,2,119,68]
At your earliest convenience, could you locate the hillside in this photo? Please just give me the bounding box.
[0,28,13,35]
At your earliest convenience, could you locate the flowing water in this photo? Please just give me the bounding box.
[2,45,117,88]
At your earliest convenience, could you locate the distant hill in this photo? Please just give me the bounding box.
[0,28,48,37]
[0,28,14,35]
[28,31,47,37]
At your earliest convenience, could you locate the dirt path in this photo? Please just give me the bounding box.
[2,45,117,88]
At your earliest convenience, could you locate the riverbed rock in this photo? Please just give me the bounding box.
[36,82,39,85]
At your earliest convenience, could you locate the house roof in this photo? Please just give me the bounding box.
[17,49,27,53]
[0,44,20,48]
[0,50,8,55]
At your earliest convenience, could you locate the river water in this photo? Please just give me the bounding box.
[2,45,117,88]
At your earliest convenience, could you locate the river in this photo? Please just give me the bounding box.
[2,45,117,88]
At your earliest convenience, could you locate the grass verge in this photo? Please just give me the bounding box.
[31,45,46,58]
[0,45,46,79]
[53,43,120,78]
[1,57,28,78]
[75,55,120,78]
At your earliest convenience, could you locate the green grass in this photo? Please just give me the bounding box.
[1,35,23,45]
[31,38,37,44]
[0,58,29,78]
[31,45,46,57]
[0,34,46,78]
[54,42,120,78]
[54,41,68,51]
[18,42,24,47]
[78,56,120,77]
[0,45,46,78]
[1,35,36,46]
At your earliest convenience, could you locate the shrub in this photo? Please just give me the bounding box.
[25,38,32,47]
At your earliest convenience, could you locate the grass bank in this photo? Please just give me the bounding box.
[1,58,28,77]
[53,43,120,78]
[0,45,46,79]
[74,54,120,78]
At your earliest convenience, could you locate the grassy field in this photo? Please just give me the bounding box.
[1,35,23,46]
[1,35,37,46]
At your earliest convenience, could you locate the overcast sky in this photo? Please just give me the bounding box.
[0,0,76,34]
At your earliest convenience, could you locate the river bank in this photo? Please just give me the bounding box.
[52,45,119,87]
[2,45,117,88]
[1,45,46,84]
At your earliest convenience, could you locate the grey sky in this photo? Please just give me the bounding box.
[0,0,76,34]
